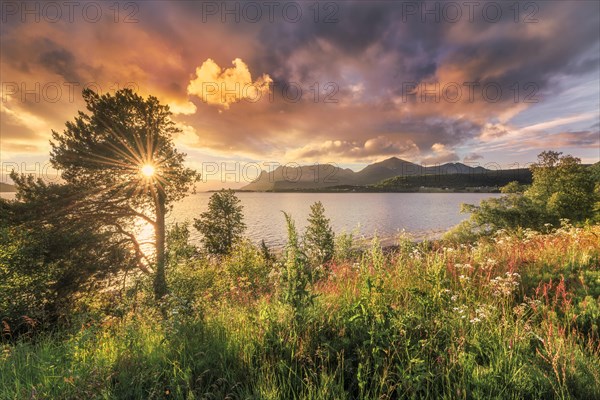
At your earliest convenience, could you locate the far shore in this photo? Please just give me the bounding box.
[207,187,503,193]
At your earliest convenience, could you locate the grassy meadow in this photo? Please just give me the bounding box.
[2,222,599,399]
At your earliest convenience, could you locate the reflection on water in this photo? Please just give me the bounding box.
[1,191,502,250]
[135,219,156,260]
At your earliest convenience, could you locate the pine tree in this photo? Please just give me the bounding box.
[194,189,246,255]
[50,89,199,299]
[304,201,335,266]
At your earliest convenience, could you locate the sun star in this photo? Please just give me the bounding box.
[140,164,155,177]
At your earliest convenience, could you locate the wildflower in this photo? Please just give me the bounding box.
[410,248,422,260]
[489,272,521,297]
[473,304,494,320]
[524,228,539,239]
[451,295,458,302]
[470,317,481,324]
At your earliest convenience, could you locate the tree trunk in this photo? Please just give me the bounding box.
[153,190,167,299]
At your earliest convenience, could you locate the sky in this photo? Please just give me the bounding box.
[1,0,599,189]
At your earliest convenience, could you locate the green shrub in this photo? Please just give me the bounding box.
[0,193,133,337]
[223,239,272,301]
[456,151,599,237]
[334,228,357,262]
[166,222,198,266]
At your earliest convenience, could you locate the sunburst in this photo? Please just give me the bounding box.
[140,164,156,178]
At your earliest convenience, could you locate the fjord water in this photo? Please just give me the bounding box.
[170,192,502,247]
[0,191,502,247]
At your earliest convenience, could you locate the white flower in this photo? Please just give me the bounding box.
[489,272,521,296]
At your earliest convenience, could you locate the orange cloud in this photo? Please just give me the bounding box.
[187,58,272,109]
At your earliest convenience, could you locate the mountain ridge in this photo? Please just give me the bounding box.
[240,157,496,191]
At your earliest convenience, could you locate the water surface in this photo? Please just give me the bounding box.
[170,192,501,247]
[1,191,502,248]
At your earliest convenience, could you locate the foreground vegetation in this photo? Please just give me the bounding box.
[2,221,600,399]
[1,89,599,399]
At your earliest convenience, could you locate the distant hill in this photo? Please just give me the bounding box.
[0,182,16,192]
[240,157,507,191]
[371,168,533,192]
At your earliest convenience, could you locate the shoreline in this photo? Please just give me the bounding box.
[206,188,503,193]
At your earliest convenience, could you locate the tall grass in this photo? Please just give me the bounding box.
[1,224,599,399]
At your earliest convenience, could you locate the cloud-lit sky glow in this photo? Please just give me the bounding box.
[1,0,599,188]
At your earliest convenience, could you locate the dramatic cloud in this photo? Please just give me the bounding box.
[1,1,598,170]
[187,58,272,109]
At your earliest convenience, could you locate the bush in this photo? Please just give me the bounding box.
[457,151,599,237]
[166,222,198,266]
[223,240,272,301]
[463,193,549,232]
[0,187,133,337]
[334,229,357,262]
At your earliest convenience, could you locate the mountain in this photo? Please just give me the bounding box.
[0,182,16,192]
[354,157,427,184]
[240,157,493,191]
